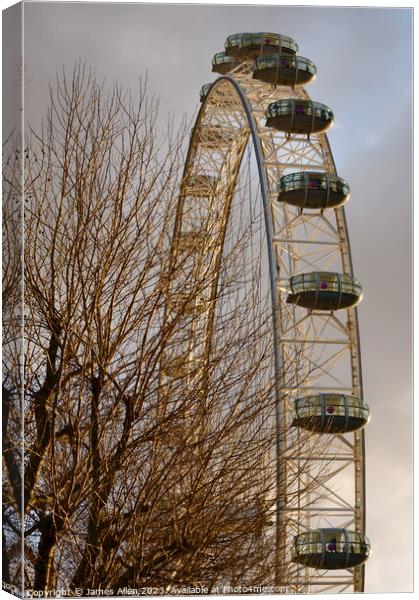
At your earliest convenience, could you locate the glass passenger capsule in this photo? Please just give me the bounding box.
[225,32,299,58]
[199,83,212,102]
[293,529,371,570]
[212,51,242,74]
[265,99,334,135]
[184,174,218,197]
[252,55,316,87]
[293,394,370,433]
[287,272,363,311]
[277,172,350,210]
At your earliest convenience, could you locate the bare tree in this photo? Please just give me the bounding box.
[3,65,318,595]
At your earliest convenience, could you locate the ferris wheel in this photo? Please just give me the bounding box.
[165,32,371,593]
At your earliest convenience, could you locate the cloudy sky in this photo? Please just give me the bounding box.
[4,1,413,593]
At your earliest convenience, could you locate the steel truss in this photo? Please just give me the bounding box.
[166,60,366,593]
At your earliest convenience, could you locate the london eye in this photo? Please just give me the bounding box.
[163,32,370,593]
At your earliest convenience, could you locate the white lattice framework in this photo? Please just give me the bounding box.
[165,59,366,593]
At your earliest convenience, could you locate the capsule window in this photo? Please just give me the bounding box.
[282,179,293,192]
[322,107,331,118]
[319,274,339,291]
[308,174,327,189]
[346,397,359,408]
[295,102,310,115]
[327,404,345,417]
[314,541,323,554]
[311,396,323,412]
[351,542,362,554]
[308,531,321,543]
[213,52,240,66]
[341,280,355,293]
[227,32,296,51]
[256,55,314,73]
[296,401,311,418]
[347,397,363,418]
[360,403,370,419]
[324,396,346,417]
[292,173,306,185]
[347,533,363,555]
[331,178,345,193]
[299,532,322,555]
[324,531,346,553]
[355,533,369,555]
[291,280,303,293]
[296,396,322,418]
[289,272,362,300]
[313,105,332,119]
[290,274,313,293]
[347,531,361,544]
[357,406,367,419]
[341,276,361,295]
[295,539,310,555]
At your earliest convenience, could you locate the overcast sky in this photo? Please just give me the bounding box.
[4,2,413,593]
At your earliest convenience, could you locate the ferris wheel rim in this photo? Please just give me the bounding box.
[169,63,367,593]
